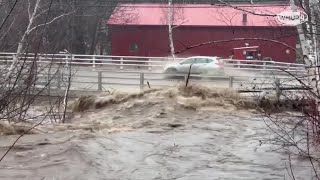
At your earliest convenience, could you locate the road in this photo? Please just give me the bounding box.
[69,69,251,91]
[41,66,304,92]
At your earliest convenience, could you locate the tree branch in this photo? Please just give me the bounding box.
[0,18,15,41]
[27,11,74,35]
[33,8,50,20]
[174,37,303,58]
[281,69,319,99]
[0,0,18,31]
[172,19,189,30]
[288,153,296,180]
[216,0,277,17]
[28,0,32,20]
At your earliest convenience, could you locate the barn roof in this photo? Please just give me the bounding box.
[107,4,295,27]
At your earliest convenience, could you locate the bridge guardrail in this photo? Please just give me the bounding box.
[31,68,307,93]
[0,52,307,74]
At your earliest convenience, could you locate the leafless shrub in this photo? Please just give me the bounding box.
[241,70,320,179]
[0,0,77,162]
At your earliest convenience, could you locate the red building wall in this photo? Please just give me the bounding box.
[110,25,298,63]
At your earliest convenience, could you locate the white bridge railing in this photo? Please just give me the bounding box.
[0,52,306,73]
[0,52,309,93]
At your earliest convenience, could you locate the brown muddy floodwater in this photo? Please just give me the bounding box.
[0,87,315,180]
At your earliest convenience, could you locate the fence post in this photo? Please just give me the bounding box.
[263,62,266,70]
[140,72,144,90]
[10,54,14,65]
[287,64,291,71]
[65,54,68,65]
[148,59,152,71]
[229,76,234,88]
[120,58,124,70]
[98,71,102,91]
[71,54,74,62]
[92,55,96,69]
[38,54,41,63]
[57,69,61,89]
[274,78,281,102]
[47,75,51,93]
[237,60,240,68]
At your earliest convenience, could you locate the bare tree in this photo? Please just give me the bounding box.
[168,0,175,59]
[0,0,77,162]
[4,0,73,82]
[161,2,187,59]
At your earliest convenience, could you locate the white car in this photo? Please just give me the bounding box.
[164,56,224,75]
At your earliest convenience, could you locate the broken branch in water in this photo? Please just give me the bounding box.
[185,64,192,87]
[147,81,151,89]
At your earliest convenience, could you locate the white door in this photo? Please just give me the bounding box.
[193,58,208,73]
[178,58,196,73]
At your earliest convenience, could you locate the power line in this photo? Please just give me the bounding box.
[0,0,19,31]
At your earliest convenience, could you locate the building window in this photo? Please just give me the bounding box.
[286,49,290,54]
[130,43,138,52]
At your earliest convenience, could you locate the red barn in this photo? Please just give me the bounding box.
[107,4,299,63]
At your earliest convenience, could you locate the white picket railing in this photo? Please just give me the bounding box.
[0,52,178,71]
[0,52,307,73]
[0,52,308,93]
[222,59,306,72]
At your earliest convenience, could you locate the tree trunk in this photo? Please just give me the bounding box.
[168,0,175,60]
[296,0,320,116]
[89,17,101,55]
[5,0,41,81]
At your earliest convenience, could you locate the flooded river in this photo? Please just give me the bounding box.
[0,87,314,179]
